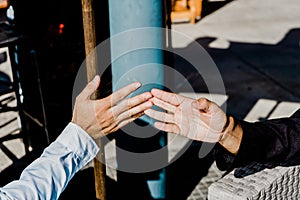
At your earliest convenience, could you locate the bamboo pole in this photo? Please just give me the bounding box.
[81,0,106,199]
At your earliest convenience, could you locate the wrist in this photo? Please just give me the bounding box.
[218,116,243,155]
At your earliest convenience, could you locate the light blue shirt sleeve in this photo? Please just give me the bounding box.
[0,122,99,200]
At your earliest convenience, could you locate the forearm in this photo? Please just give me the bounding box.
[215,109,300,171]
[0,123,99,200]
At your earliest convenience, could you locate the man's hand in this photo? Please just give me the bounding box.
[144,89,227,143]
[72,75,153,139]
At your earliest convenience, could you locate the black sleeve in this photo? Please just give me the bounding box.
[214,109,300,171]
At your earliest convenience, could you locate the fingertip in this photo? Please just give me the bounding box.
[91,75,99,84]
[144,109,151,115]
[92,75,100,88]
[135,82,141,89]
[154,121,163,129]
[151,88,159,94]
[151,89,163,98]
[145,101,153,108]
[144,92,152,99]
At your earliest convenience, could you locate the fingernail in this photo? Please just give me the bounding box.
[146,102,152,107]
[151,88,157,93]
[93,75,99,83]
[145,93,152,99]
[135,82,141,88]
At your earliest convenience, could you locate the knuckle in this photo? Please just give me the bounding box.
[127,98,133,108]
[127,109,134,118]
[143,92,151,100]
[199,98,208,103]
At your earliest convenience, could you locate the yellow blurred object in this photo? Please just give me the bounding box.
[171,0,202,24]
[0,0,9,9]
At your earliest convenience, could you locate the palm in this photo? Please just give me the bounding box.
[145,89,226,143]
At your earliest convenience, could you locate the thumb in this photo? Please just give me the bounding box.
[81,75,101,99]
[192,98,211,113]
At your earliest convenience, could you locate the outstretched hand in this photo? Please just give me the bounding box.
[72,75,153,139]
[144,89,227,143]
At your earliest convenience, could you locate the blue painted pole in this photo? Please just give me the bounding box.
[109,0,166,199]
[109,0,164,95]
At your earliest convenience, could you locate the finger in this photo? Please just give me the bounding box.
[152,97,177,113]
[114,92,152,115]
[154,122,180,134]
[116,112,145,130]
[192,98,211,113]
[116,101,153,122]
[151,89,182,106]
[80,75,101,100]
[110,82,141,105]
[144,109,175,124]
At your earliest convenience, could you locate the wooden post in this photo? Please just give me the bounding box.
[81,0,106,199]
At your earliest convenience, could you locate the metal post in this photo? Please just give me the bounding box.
[109,0,166,199]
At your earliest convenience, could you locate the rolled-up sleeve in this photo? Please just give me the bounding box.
[0,123,99,200]
[214,109,300,171]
